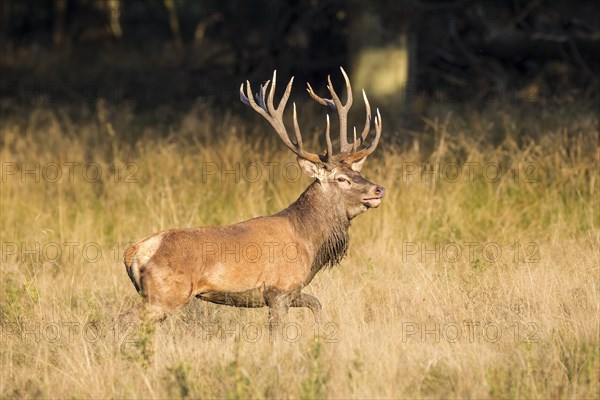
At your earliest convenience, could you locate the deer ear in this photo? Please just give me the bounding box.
[297,157,327,180]
[350,157,367,172]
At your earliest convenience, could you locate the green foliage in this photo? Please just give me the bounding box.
[421,359,458,397]
[486,364,526,399]
[164,361,193,399]
[127,314,155,370]
[0,274,39,323]
[225,359,254,400]
[300,341,329,400]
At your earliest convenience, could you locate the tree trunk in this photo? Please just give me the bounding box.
[347,2,415,110]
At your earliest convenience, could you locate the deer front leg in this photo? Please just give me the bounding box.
[268,303,289,337]
[291,293,322,324]
[264,287,293,338]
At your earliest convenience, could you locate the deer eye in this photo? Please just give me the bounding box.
[337,177,350,184]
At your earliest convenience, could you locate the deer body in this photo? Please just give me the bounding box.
[123,68,385,329]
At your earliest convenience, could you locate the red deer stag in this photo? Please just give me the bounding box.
[123,68,385,331]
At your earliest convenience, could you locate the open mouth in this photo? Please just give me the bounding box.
[361,197,382,208]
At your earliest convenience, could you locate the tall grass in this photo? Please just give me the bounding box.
[0,99,598,398]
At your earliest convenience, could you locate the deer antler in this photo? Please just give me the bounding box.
[240,71,322,163]
[241,68,381,165]
[306,67,380,163]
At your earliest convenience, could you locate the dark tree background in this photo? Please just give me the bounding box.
[0,0,598,112]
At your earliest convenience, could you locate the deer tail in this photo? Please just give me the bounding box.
[124,243,142,294]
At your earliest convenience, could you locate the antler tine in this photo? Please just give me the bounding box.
[307,82,335,109]
[326,75,345,151]
[340,67,353,110]
[278,76,294,114]
[292,103,304,149]
[240,83,249,105]
[345,109,382,163]
[257,80,270,112]
[355,89,372,148]
[327,67,354,153]
[267,70,277,116]
[325,114,332,161]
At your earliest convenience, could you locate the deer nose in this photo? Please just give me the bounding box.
[374,186,385,197]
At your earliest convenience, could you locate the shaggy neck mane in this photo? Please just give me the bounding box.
[277,181,350,273]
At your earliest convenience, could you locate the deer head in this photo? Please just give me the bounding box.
[240,67,385,220]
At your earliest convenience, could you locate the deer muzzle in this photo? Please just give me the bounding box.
[362,186,385,208]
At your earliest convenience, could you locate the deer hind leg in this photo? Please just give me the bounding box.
[117,303,166,330]
[291,293,322,324]
[141,285,193,323]
[121,262,193,324]
[118,303,143,327]
[117,300,173,330]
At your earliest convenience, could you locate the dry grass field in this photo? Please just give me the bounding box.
[0,99,598,398]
